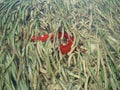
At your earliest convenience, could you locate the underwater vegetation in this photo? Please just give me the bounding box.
[0,0,120,90]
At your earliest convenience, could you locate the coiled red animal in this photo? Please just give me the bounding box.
[30,32,86,55]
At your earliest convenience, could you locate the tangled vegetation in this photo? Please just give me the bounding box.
[0,0,120,90]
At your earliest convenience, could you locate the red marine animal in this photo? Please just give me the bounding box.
[30,32,86,55]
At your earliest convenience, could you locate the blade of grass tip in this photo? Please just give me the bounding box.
[84,76,89,90]
[17,60,24,81]
[89,8,93,29]
[6,82,13,90]
[87,67,98,86]
[19,80,29,90]
[96,39,101,76]
[67,53,75,67]
[113,74,120,89]
[0,80,3,90]
[82,59,87,77]
[0,2,11,16]
[62,20,71,35]
[6,1,18,18]
[42,48,56,79]
[33,73,37,90]
[20,3,30,21]
[34,45,44,66]
[37,41,46,57]
[4,72,12,90]
[67,70,80,79]
[77,52,83,71]
[73,56,77,65]
[103,40,120,89]
[10,80,16,90]
[8,19,19,47]
[60,65,68,82]
[27,65,33,83]
[58,79,67,90]
[101,57,108,90]
[4,53,15,74]
[95,6,108,22]
[11,62,17,83]
[104,41,119,71]
[49,55,59,72]
[36,44,43,60]
[54,0,63,15]
[68,32,77,55]
[29,20,36,35]
[12,44,25,81]
[5,15,11,26]
[0,25,6,46]
[24,26,31,46]
[7,20,13,31]
[67,82,73,90]
[110,77,117,90]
